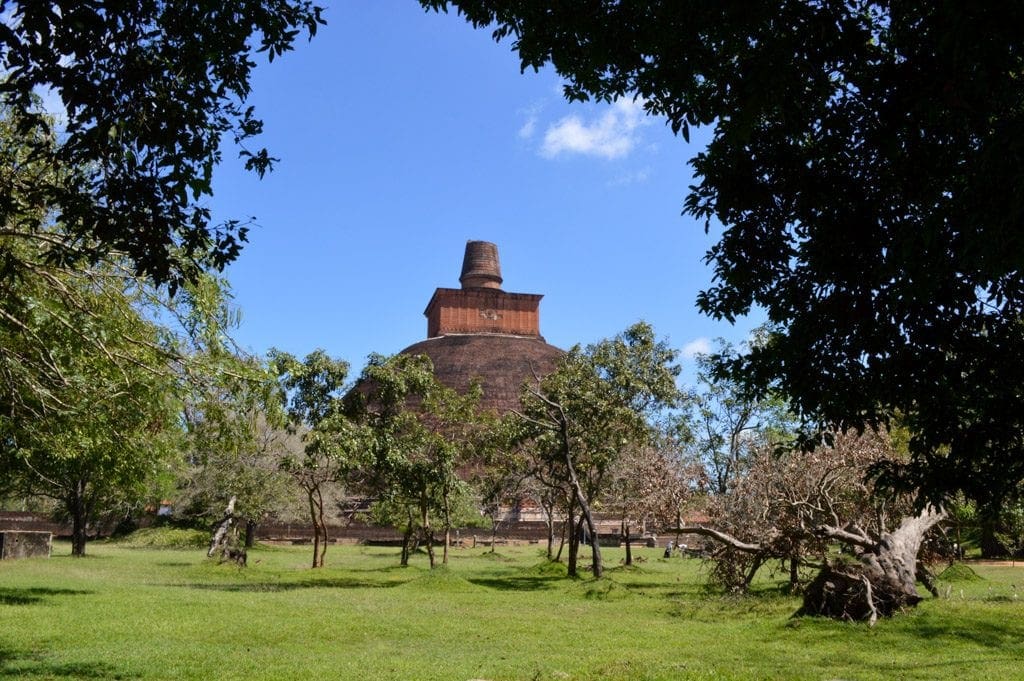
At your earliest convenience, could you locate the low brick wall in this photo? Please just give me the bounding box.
[0,531,52,559]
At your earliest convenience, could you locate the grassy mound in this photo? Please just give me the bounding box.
[522,559,569,578]
[398,566,480,592]
[115,526,209,549]
[938,562,983,582]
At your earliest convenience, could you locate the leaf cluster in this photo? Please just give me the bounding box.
[0,0,325,290]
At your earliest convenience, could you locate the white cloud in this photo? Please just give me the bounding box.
[682,337,712,359]
[518,115,537,140]
[606,167,651,187]
[540,98,648,160]
[517,103,544,141]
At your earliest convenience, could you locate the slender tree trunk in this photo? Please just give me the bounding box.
[543,498,555,560]
[560,430,602,578]
[400,515,414,567]
[70,478,88,557]
[307,489,320,569]
[568,515,587,578]
[623,519,633,566]
[442,490,451,566]
[315,486,328,568]
[244,519,256,548]
[555,496,570,563]
[421,495,435,569]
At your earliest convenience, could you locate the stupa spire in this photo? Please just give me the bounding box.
[459,240,503,290]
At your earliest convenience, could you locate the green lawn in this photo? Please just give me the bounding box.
[1,540,1022,680]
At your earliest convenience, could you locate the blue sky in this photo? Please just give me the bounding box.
[210,2,761,380]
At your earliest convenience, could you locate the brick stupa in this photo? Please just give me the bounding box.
[398,241,564,413]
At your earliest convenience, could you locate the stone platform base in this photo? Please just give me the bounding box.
[0,531,52,559]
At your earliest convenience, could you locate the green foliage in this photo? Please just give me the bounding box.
[0,246,185,555]
[515,322,683,577]
[0,105,265,556]
[349,353,486,568]
[422,1,1024,509]
[689,332,796,495]
[522,322,682,494]
[178,353,295,531]
[0,0,324,290]
[269,348,354,568]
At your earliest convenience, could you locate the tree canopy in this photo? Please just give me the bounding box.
[0,0,324,290]
[422,1,1024,507]
[514,322,682,577]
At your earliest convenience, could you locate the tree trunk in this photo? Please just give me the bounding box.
[244,519,256,548]
[743,553,765,589]
[567,514,581,578]
[543,498,555,560]
[442,489,451,566]
[799,507,946,624]
[400,522,413,567]
[315,485,329,569]
[555,499,569,563]
[979,510,1003,558]
[208,496,238,559]
[624,520,633,566]
[421,496,435,569]
[69,478,88,557]
[305,489,323,569]
[560,427,602,578]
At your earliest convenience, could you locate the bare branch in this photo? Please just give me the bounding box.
[673,525,763,553]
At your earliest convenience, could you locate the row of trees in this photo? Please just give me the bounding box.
[1,239,1017,621]
[3,1,1023,626]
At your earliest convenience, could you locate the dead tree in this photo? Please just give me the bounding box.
[207,496,246,566]
[678,506,945,624]
[676,430,949,622]
[798,506,945,624]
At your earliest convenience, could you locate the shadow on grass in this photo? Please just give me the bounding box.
[905,616,1024,649]
[467,576,563,592]
[0,588,92,606]
[0,643,133,679]
[862,655,1024,679]
[173,576,405,592]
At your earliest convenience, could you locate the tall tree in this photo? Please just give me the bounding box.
[0,264,182,556]
[421,1,1024,508]
[271,349,352,569]
[348,353,482,569]
[515,322,681,577]
[180,355,295,549]
[0,1,324,290]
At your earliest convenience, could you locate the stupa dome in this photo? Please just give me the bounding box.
[398,241,563,414]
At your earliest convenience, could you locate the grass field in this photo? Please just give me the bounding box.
[1,539,1022,680]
